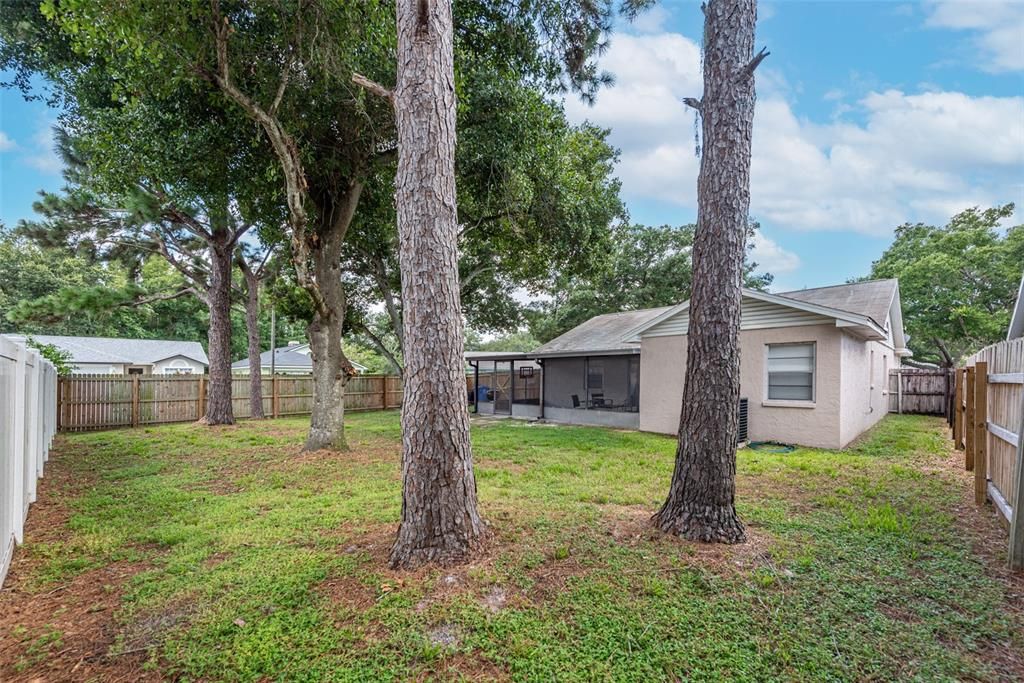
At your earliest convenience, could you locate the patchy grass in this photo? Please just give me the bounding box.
[2,413,1022,681]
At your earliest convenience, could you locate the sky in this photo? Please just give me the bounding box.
[1,1,1022,293]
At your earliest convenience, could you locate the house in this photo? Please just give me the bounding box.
[1008,270,1024,340]
[232,341,369,375]
[466,279,911,449]
[7,334,208,375]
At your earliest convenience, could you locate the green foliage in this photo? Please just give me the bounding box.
[24,336,73,375]
[9,414,1020,680]
[867,204,1023,363]
[465,329,541,352]
[528,222,774,342]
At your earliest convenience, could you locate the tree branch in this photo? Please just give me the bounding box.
[352,73,394,104]
[736,46,770,81]
[682,97,703,112]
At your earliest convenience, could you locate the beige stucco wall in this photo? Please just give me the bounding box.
[838,335,896,447]
[639,324,847,449]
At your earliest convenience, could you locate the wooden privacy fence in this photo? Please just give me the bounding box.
[1,336,58,588]
[57,373,405,432]
[887,368,953,416]
[952,337,1024,568]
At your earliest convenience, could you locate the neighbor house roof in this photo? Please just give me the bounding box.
[1009,271,1024,340]
[22,335,208,366]
[232,344,368,372]
[532,306,674,357]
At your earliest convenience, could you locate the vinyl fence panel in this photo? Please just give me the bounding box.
[1,336,57,588]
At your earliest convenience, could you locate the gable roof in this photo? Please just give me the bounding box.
[1009,271,1024,340]
[25,335,209,366]
[532,306,673,357]
[775,279,897,329]
[624,279,909,353]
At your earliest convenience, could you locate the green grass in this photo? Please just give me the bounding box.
[5,413,1022,681]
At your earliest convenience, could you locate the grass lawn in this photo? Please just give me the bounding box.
[1,413,1022,682]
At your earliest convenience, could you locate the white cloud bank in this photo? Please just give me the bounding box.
[926,0,1024,72]
[21,123,62,174]
[0,131,16,152]
[565,31,1024,238]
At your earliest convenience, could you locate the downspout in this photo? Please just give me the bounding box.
[470,360,479,414]
[510,360,516,417]
[537,359,545,419]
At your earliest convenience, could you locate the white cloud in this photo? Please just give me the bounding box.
[0,131,15,152]
[565,30,1024,237]
[628,5,671,34]
[749,230,800,274]
[21,123,62,174]
[926,0,1024,72]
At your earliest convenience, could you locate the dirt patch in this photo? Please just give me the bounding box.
[417,652,508,682]
[0,561,157,683]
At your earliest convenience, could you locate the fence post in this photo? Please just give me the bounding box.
[953,368,964,447]
[272,375,279,418]
[965,367,976,471]
[381,376,388,410]
[974,361,988,506]
[131,375,140,427]
[197,374,206,420]
[10,344,27,543]
[1009,384,1024,569]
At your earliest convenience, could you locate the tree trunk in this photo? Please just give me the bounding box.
[242,266,265,419]
[304,223,354,451]
[652,0,764,543]
[201,233,235,425]
[389,0,485,569]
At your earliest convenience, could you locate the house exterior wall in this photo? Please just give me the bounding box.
[71,363,126,375]
[639,324,846,449]
[153,356,206,375]
[838,333,896,447]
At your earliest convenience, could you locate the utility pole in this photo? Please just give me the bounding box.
[270,307,276,376]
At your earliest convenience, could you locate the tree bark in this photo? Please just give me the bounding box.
[389,0,485,569]
[304,216,356,451]
[652,0,764,543]
[201,230,235,425]
[241,264,265,419]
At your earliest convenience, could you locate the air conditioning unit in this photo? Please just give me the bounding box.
[737,398,749,445]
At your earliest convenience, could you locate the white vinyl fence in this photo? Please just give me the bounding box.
[1,336,58,588]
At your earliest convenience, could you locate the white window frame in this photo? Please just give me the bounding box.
[763,341,816,408]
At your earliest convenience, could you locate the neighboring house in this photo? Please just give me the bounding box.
[1008,270,1024,340]
[467,279,911,449]
[5,334,208,375]
[232,342,369,375]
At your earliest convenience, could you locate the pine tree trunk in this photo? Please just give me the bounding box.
[202,234,235,425]
[242,267,265,419]
[652,0,763,543]
[304,223,353,451]
[389,0,485,569]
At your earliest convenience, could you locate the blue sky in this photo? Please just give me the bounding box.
[2,1,1022,293]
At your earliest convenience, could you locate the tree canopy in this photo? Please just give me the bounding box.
[867,204,1023,364]
[528,222,773,343]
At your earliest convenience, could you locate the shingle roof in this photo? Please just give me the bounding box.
[232,344,368,371]
[532,306,674,356]
[775,279,897,329]
[27,335,209,366]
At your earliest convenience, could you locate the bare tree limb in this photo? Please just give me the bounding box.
[735,46,769,81]
[682,97,703,112]
[352,73,394,104]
